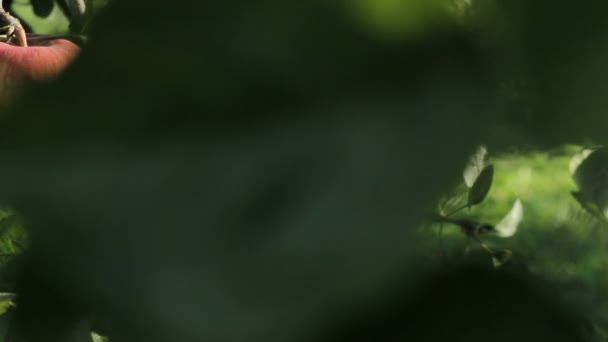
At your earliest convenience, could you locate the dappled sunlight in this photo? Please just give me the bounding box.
[481,149,577,226]
[423,145,608,334]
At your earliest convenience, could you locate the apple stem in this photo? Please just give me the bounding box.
[0,1,27,47]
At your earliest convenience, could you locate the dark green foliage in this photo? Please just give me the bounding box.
[319,265,586,342]
[474,0,608,146]
[0,1,497,341]
[0,0,602,341]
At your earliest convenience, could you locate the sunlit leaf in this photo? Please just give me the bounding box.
[467,164,493,206]
[463,145,488,187]
[569,148,595,175]
[494,198,523,237]
[0,293,15,315]
[91,332,109,342]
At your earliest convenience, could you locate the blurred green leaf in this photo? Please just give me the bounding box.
[468,164,494,206]
[494,198,523,238]
[0,1,493,340]
[0,293,15,315]
[91,332,108,342]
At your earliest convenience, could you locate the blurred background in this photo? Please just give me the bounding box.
[0,0,603,341]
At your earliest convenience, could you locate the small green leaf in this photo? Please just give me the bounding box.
[0,293,15,315]
[467,164,493,206]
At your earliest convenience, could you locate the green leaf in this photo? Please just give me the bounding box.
[463,145,488,187]
[467,164,494,206]
[0,293,15,316]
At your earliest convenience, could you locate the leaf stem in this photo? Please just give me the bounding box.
[445,203,468,217]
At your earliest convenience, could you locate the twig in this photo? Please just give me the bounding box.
[445,203,468,217]
[0,0,26,47]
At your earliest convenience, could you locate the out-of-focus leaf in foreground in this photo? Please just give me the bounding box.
[0,1,494,341]
[0,293,15,315]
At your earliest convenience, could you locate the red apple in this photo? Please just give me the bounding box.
[0,39,80,84]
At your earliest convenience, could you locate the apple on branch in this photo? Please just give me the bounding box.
[0,0,82,97]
